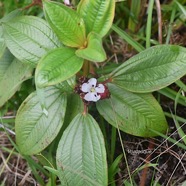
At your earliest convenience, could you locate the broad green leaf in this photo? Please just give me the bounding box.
[54,94,84,149]
[46,94,83,156]
[0,48,14,81]
[96,84,168,137]
[0,9,23,23]
[35,86,49,116]
[43,0,86,48]
[15,86,67,155]
[57,113,107,186]
[35,48,83,88]
[77,0,115,37]
[35,77,75,117]
[55,76,76,93]
[0,38,6,58]
[76,32,106,62]
[0,58,32,107]
[0,26,6,58]
[2,16,61,66]
[111,45,186,93]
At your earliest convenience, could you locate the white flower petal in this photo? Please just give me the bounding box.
[64,0,70,5]
[95,84,105,93]
[84,92,101,102]
[84,93,93,101]
[92,94,101,102]
[88,78,97,87]
[81,83,90,92]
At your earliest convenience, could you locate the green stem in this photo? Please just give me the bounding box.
[166,3,176,44]
[146,0,155,48]
[175,80,186,92]
[83,60,90,77]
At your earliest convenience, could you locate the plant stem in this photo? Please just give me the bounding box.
[83,103,88,115]
[83,60,90,77]
[102,77,113,84]
[155,0,162,44]
[146,0,155,48]
[139,139,154,186]
[22,0,42,10]
[166,3,176,44]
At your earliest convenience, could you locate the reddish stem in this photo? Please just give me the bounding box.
[83,103,88,115]
[23,0,42,10]
[102,77,113,84]
[139,139,154,186]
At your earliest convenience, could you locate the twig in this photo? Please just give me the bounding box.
[15,155,20,186]
[166,151,186,186]
[18,170,32,186]
[0,124,15,135]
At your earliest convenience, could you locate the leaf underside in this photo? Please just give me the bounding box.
[57,113,108,186]
[0,51,33,107]
[97,84,168,137]
[111,45,186,93]
[2,16,60,65]
[15,86,67,155]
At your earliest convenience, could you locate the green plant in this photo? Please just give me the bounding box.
[1,0,186,185]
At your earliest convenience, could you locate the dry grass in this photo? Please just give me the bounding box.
[0,131,37,186]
